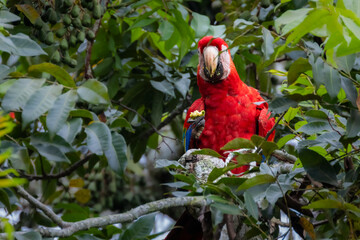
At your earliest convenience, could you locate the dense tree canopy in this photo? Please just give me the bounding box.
[1,0,360,239]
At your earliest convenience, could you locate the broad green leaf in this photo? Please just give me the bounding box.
[85,122,112,155]
[303,199,342,209]
[57,118,83,143]
[69,109,94,120]
[192,148,223,158]
[221,138,255,150]
[244,192,258,220]
[104,132,128,175]
[235,153,262,165]
[0,178,27,187]
[261,142,279,157]
[0,64,16,81]
[275,8,311,35]
[237,174,275,191]
[174,75,191,98]
[77,79,110,105]
[2,78,45,111]
[298,148,338,186]
[269,97,298,114]
[155,159,184,169]
[287,58,312,85]
[0,10,20,24]
[129,18,157,30]
[341,15,360,40]
[0,33,47,56]
[297,121,332,135]
[211,202,241,215]
[22,85,63,128]
[122,213,156,240]
[334,54,355,74]
[30,133,74,153]
[341,76,358,107]
[28,63,76,87]
[208,163,243,182]
[305,110,328,122]
[15,4,40,24]
[0,189,11,212]
[277,134,295,148]
[0,79,16,97]
[110,117,134,133]
[14,231,42,240]
[346,109,360,138]
[191,12,210,38]
[47,90,77,137]
[150,80,175,97]
[159,21,174,41]
[261,28,274,61]
[283,107,299,123]
[323,66,341,99]
[34,145,70,163]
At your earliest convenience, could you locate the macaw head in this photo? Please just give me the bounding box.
[198,36,231,84]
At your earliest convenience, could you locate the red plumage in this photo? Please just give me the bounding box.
[184,36,275,174]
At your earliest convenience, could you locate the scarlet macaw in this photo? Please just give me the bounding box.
[183,36,275,174]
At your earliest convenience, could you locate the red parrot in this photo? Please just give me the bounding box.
[183,36,275,174]
[166,36,275,240]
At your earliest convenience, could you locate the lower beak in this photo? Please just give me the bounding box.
[203,46,219,78]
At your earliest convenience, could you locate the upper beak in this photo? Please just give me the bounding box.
[203,46,219,78]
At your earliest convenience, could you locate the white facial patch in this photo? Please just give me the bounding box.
[198,44,231,81]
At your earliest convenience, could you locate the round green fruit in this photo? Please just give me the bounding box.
[69,34,77,46]
[50,50,61,63]
[63,0,73,8]
[86,30,95,40]
[45,32,55,45]
[68,59,77,68]
[93,4,101,19]
[82,13,91,27]
[72,18,82,29]
[77,31,85,42]
[48,9,58,24]
[63,14,72,26]
[71,5,80,18]
[56,28,67,38]
[34,18,45,29]
[60,38,69,50]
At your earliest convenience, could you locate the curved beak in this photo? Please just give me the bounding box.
[203,46,219,78]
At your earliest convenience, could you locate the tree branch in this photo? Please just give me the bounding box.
[272,150,297,164]
[19,154,93,181]
[37,196,206,237]
[15,184,70,228]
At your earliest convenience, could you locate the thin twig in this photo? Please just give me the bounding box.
[255,112,286,154]
[20,154,93,181]
[15,184,70,228]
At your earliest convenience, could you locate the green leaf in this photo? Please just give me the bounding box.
[237,174,275,191]
[15,4,40,24]
[297,121,332,135]
[47,90,77,137]
[129,18,157,30]
[341,76,358,107]
[261,28,274,61]
[192,148,223,158]
[110,117,134,133]
[298,148,338,186]
[155,159,184,169]
[0,189,11,212]
[0,10,21,24]
[283,107,299,123]
[269,97,298,114]
[57,118,83,143]
[77,79,110,105]
[22,85,63,128]
[334,54,355,74]
[324,66,341,99]
[122,213,156,240]
[150,80,175,98]
[85,122,112,155]
[303,199,342,209]
[274,8,311,35]
[159,21,174,41]
[287,58,311,85]
[277,134,295,148]
[211,202,241,215]
[14,231,42,240]
[208,163,243,182]
[0,33,47,56]
[104,132,128,175]
[346,109,360,138]
[34,145,70,163]
[235,153,262,165]
[28,63,76,87]
[261,141,279,157]
[2,78,45,111]
[69,109,94,120]
[221,138,255,150]
[191,12,210,38]
[244,192,258,220]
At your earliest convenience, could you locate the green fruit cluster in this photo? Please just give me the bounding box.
[31,0,103,67]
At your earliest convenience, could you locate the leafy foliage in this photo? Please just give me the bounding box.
[0,0,360,239]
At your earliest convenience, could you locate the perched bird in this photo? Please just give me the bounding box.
[183,36,275,174]
[166,36,276,240]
